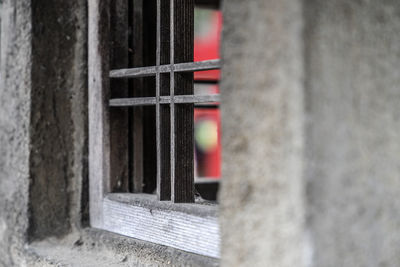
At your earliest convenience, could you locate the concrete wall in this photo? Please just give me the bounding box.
[29,0,88,241]
[0,1,31,265]
[0,0,217,266]
[2,0,400,266]
[219,0,306,266]
[304,1,400,266]
[220,0,400,266]
[0,0,89,264]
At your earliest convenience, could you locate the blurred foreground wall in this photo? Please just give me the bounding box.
[220,0,400,267]
[0,0,400,266]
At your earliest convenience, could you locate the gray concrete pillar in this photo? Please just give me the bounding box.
[304,1,400,266]
[219,0,306,266]
[0,0,32,266]
[220,0,400,266]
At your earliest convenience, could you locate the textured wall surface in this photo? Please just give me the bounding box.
[0,0,217,266]
[0,0,32,266]
[29,0,88,241]
[220,0,400,266]
[304,1,400,266]
[2,0,400,266]
[219,0,306,266]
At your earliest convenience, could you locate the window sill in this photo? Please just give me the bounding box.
[27,228,219,266]
[100,193,220,258]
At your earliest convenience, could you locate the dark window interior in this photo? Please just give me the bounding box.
[108,0,221,202]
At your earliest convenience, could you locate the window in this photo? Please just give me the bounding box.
[89,0,220,258]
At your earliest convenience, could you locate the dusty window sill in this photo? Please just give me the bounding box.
[26,228,218,266]
[100,193,220,258]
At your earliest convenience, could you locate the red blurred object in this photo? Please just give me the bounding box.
[194,8,222,179]
[194,10,222,81]
[194,108,221,178]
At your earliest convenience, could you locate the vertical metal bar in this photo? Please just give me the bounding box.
[157,0,172,200]
[173,0,194,203]
[155,0,162,199]
[131,0,144,193]
[141,0,157,194]
[109,0,130,192]
[170,0,176,201]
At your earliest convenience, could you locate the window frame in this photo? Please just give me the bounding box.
[88,0,220,258]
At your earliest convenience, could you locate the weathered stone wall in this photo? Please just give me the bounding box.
[220,0,400,267]
[0,0,31,265]
[29,0,88,241]
[0,0,89,264]
[304,1,400,266]
[219,0,306,266]
[0,1,217,266]
[2,0,400,266]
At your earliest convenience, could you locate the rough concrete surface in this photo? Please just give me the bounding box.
[304,1,400,266]
[0,0,218,266]
[220,0,400,266]
[26,229,218,267]
[2,0,400,266]
[0,0,32,266]
[29,0,88,241]
[219,0,306,266]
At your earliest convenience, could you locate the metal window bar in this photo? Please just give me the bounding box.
[109,0,220,203]
[155,0,162,201]
[110,59,220,78]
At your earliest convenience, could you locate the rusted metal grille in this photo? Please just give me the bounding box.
[109,0,220,203]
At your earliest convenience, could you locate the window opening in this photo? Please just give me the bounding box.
[109,0,221,203]
[88,0,221,258]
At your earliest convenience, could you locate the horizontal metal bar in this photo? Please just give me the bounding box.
[110,59,220,79]
[171,94,220,104]
[109,94,220,107]
[172,59,220,73]
[109,97,157,107]
[110,66,157,79]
